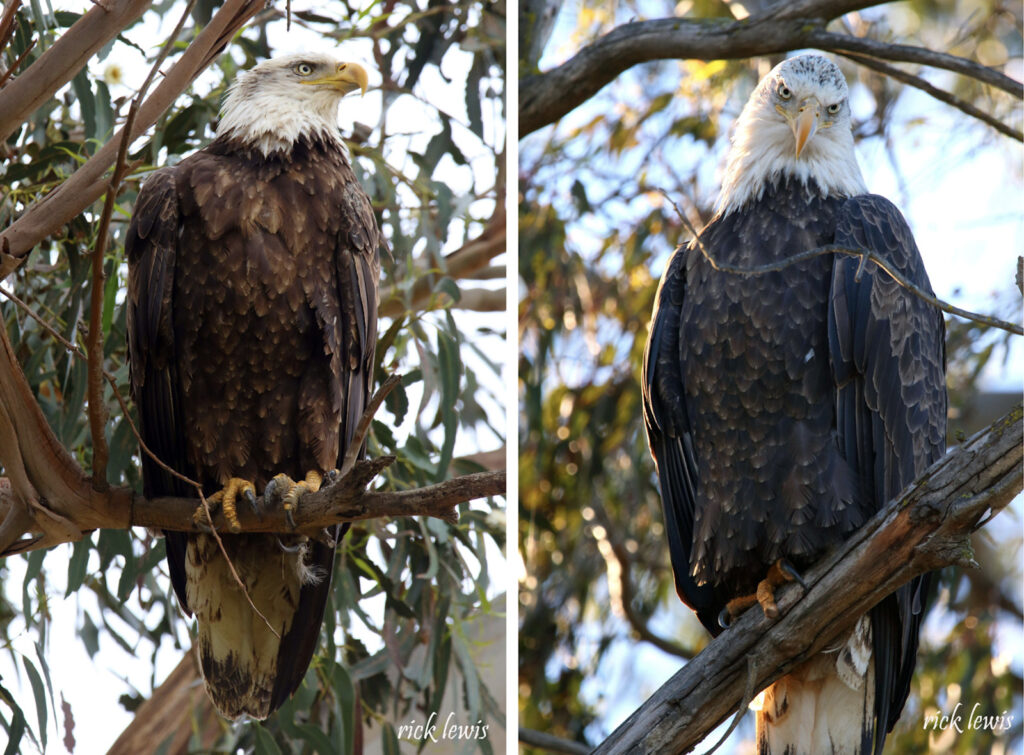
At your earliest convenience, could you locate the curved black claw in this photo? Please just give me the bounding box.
[263,477,283,509]
[324,469,340,486]
[718,607,733,630]
[276,537,304,554]
[244,486,259,514]
[779,559,808,590]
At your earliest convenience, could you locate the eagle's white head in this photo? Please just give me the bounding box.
[216,53,369,156]
[716,54,867,214]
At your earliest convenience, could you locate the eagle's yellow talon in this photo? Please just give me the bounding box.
[724,559,805,624]
[269,470,323,530]
[193,478,254,533]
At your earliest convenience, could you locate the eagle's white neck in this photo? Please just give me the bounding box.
[716,95,866,215]
[216,75,344,156]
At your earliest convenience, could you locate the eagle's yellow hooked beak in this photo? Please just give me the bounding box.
[792,98,820,158]
[309,62,369,96]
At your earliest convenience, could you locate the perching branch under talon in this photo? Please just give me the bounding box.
[0,464,505,554]
[128,463,506,535]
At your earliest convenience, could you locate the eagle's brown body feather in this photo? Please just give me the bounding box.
[642,55,946,753]
[127,131,379,719]
[643,181,945,753]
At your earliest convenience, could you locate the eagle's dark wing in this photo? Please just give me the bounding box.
[125,168,192,613]
[642,246,723,634]
[268,176,381,711]
[828,194,947,749]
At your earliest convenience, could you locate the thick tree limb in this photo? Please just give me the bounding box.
[0,0,153,142]
[0,0,264,274]
[593,406,1022,754]
[519,0,1021,136]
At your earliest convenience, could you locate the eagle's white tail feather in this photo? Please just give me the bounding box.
[187,534,310,719]
[757,617,874,754]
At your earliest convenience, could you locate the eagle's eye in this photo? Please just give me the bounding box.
[827,102,841,114]
[777,84,792,100]
[295,62,314,76]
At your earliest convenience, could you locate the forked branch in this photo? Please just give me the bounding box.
[0,346,506,557]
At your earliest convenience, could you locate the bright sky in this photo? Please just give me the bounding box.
[1,1,506,752]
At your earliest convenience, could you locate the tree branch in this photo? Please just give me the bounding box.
[0,463,506,556]
[106,653,219,755]
[0,295,504,557]
[0,0,152,142]
[519,726,590,754]
[807,29,1024,98]
[593,406,1022,754]
[518,0,1021,136]
[834,50,1022,142]
[0,0,265,274]
[593,503,694,660]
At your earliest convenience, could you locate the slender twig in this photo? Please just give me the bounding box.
[0,40,35,89]
[0,284,202,491]
[84,0,197,493]
[661,191,1023,336]
[85,187,119,489]
[839,51,1022,142]
[592,502,693,660]
[0,0,21,52]
[195,489,280,639]
[808,29,1024,100]
[340,373,403,477]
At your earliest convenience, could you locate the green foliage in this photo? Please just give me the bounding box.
[1,0,505,751]
[519,1,1022,751]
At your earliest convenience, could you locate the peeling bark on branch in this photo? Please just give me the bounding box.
[518,0,1021,136]
[593,406,1022,754]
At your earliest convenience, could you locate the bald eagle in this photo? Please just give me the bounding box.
[126,53,380,719]
[642,55,946,753]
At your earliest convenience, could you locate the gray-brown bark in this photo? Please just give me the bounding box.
[593,405,1022,754]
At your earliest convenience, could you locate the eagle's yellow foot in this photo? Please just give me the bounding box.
[265,470,325,530]
[192,478,257,533]
[718,559,807,628]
